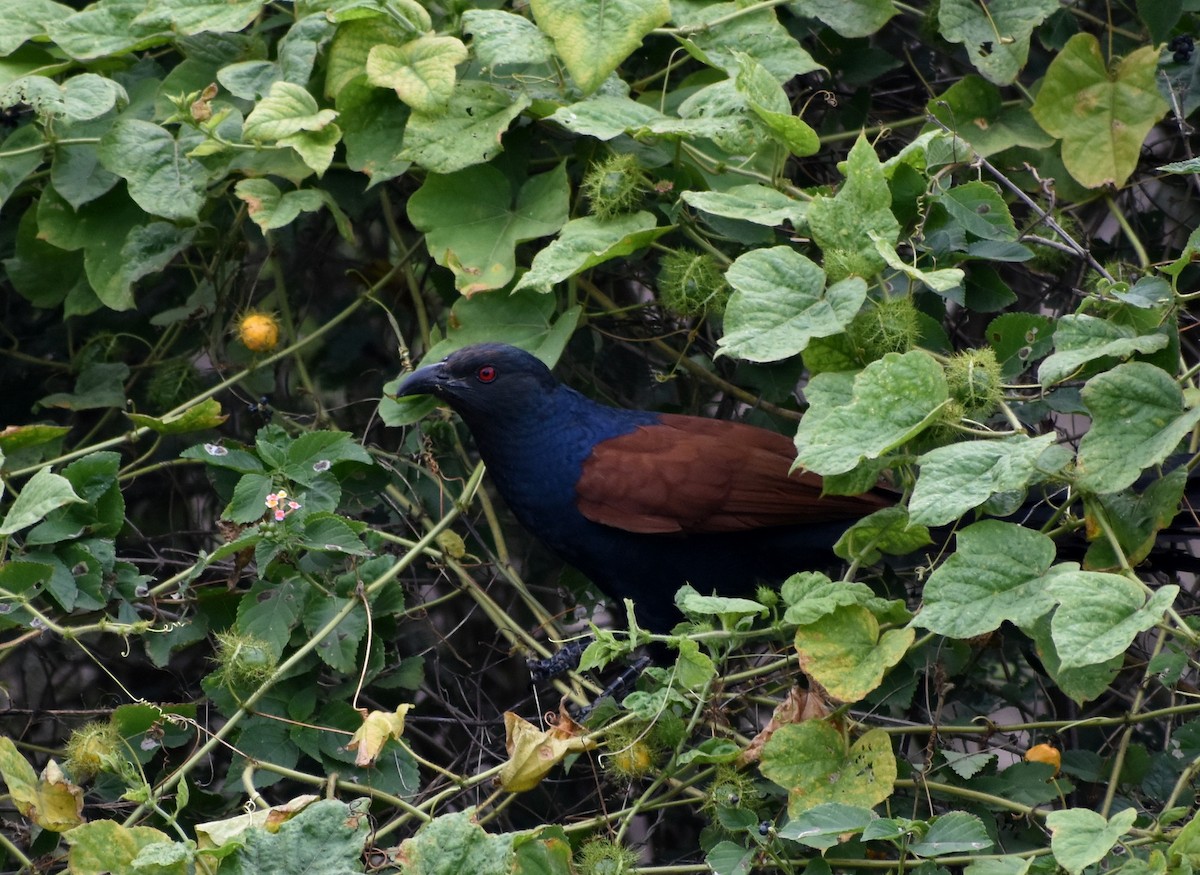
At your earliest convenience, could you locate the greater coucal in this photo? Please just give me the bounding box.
[395,343,892,633]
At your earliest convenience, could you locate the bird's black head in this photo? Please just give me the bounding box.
[395,343,559,425]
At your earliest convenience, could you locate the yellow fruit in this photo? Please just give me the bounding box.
[608,741,655,778]
[237,312,280,352]
[1024,743,1061,775]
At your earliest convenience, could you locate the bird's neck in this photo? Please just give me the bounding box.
[464,386,657,528]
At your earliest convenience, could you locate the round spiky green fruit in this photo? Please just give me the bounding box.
[946,347,1003,419]
[847,297,920,362]
[658,250,729,318]
[581,153,649,220]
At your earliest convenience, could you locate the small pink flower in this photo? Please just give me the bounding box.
[265,490,301,521]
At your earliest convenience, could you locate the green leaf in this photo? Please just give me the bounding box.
[90,222,198,311]
[392,809,513,875]
[935,182,1018,242]
[1168,814,1200,871]
[944,751,996,780]
[1030,33,1168,188]
[547,95,667,140]
[872,234,965,294]
[234,179,338,234]
[514,212,669,292]
[1045,567,1177,669]
[676,587,768,626]
[325,16,409,100]
[0,0,73,56]
[1038,314,1170,386]
[126,399,228,435]
[37,362,129,410]
[928,76,1055,157]
[910,434,1066,526]
[794,605,916,702]
[1144,0,1184,43]
[0,74,127,122]
[914,520,1058,637]
[987,312,1055,379]
[909,812,993,857]
[223,474,274,524]
[734,53,819,157]
[51,120,121,209]
[400,80,531,174]
[408,163,570,295]
[794,350,949,475]
[833,506,932,565]
[244,81,338,141]
[781,571,909,627]
[461,10,555,68]
[48,0,173,60]
[808,135,900,280]
[759,722,897,816]
[672,637,716,690]
[217,799,369,875]
[0,424,71,456]
[335,77,411,186]
[0,126,48,212]
[1082,468,1188,568]
[366,35,468,113]
[529,0,670,94]
[97,120,208,222]
[131,0,265,36]
[938,0,1060,85]
[299,514,371,556]
[236,579,305,658]
[4,206,87,309]
[1045,807,1136,875]
[778,802,878,849]
[680,185,808,227]
[284,432,373,482]
[707,842,754,875]
[1076,362,1200,494]
[0,736,40,820]
[27,451,124,541]
[718,246,866,362]
[675,2,823,81]
[0,466,83,535]
[788,0,895,37]
[303,596,368,673]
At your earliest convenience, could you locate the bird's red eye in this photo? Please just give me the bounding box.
[476,365,497,383]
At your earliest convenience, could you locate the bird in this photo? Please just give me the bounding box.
[394,343,894,634]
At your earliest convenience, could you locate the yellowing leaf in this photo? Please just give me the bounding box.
[740,687,829,766]
[529,0,669,94]
[1031,33,1168,188]
[64,821,173,874]
[367,35,468,113]
[33,760,84,832]
[499,709,596,793]
[794,605,915,703]
[196,794,320,850]
[345,704,413,767]
[759,721,897,816]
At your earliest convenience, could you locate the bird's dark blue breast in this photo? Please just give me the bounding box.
[467,384,658,564]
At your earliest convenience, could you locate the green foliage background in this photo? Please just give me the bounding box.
[2,0,1200,872]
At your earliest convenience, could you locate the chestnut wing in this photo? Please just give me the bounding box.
[575,414,891,534]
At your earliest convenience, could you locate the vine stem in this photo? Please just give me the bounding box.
[1101,629,1166,818]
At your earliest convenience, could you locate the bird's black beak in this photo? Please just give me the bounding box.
[395,360,448,399]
